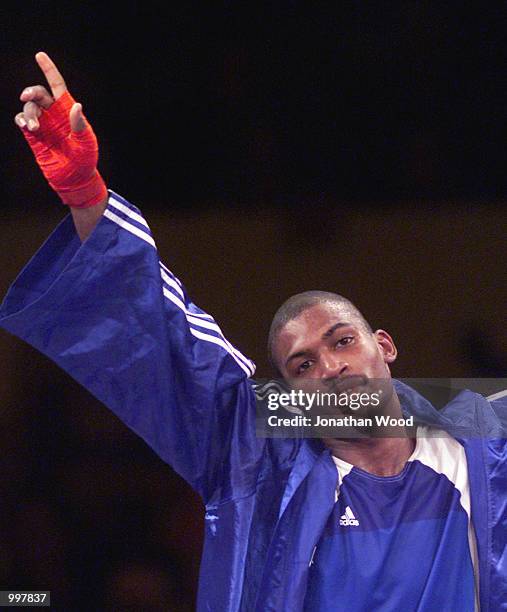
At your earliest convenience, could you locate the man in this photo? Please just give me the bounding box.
[2,52,506,611]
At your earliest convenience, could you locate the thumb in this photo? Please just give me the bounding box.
[69,102,87,132]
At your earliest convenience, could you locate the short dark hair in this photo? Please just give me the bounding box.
[267,291,373,372]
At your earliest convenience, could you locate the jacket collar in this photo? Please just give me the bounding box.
[394,378,505,438]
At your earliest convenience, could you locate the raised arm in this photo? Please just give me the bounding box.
[15,52,107,241]
[6,53,261,503]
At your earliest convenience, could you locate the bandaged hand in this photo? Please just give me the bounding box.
[14,52,107,208]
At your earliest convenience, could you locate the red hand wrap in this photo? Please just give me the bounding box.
[22,91,107,208]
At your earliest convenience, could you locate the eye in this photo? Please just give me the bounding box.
[336,336,354,347]
[296,360,313,375]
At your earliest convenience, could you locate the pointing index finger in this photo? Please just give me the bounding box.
[35,51,67,99]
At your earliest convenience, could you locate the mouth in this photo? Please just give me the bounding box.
[327,374,368,395]
[322,375,372,416]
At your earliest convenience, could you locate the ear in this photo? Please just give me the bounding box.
[373,329,397,364]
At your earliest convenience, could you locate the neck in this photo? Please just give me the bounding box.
[323,390,416,477]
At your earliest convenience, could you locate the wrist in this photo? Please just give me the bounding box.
[58,170,108,208]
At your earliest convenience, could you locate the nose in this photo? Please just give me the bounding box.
[320,354,349,379]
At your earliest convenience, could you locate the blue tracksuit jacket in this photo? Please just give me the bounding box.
[0,191,506,611]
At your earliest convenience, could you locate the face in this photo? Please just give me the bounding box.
[273,302,397,403]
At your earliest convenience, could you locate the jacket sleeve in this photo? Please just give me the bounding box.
[0,190,261,502]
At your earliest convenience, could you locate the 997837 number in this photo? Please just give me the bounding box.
[0,592,50,607]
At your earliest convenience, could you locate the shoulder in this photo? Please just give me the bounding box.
[484,390,507,438]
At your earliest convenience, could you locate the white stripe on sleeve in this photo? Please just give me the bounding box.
[103,209,156,247]
[108,196,151,228]
[190,328,252,377]
[105,198,255,376]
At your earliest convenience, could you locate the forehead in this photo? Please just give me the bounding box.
[274,302,361,362]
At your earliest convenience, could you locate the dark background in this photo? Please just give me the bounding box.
[2,2,507,210]
[0,2,506,610]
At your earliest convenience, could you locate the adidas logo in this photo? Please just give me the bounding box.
[339,506,359,527]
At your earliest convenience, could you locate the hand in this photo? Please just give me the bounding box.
[14,52,107,208]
